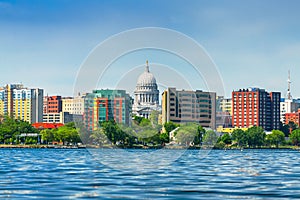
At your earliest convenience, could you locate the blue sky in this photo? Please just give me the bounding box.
[1,0,300,98]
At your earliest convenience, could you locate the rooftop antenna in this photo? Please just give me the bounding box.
[287,70,292,100]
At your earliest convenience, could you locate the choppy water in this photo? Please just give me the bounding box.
[0,149,300,199]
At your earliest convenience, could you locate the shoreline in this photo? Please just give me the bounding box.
[0,144,299,150]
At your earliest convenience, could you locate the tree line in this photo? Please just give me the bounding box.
[0,115,80,145]
[2,113,300,148]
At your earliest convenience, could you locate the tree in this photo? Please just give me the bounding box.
[246,126,266,148]
[176,130,195,146]
[149,110,159,126]
[288,121,298,133]
[290,129,300,146]
[164,121,179,133]
[159,132,169,144]
[0,116,38,144]
[202,130,218,147]
[266,130,285,148]
[175,123,199,146]
[221,133,232,145]
[231,129,247,147]
[101,120,126,145]
[279,121,290,137]
[175,123,205,146]
[41,129,54,144]
[90,128,108,146]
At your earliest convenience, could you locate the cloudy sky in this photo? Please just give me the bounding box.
[1,0,300,98]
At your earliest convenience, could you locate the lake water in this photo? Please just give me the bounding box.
[0,148,300,199]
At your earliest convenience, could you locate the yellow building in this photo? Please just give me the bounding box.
[0,84,43,123]
[217,96,232,115]
[217,126,249,133]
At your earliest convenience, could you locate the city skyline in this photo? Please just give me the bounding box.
[1,0,300,98]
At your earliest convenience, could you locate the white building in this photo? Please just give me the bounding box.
[43,112,73,124]
[280,99,300,123]
[62,95,85,115]
[280,70,300,123]
[132,61,160,118]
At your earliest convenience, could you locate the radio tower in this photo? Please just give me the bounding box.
[287,70,292,100]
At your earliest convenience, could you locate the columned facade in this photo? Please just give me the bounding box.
[132,61,160,118]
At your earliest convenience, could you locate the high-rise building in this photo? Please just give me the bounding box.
[162,87,216,129]
[232,88,280,131]
[83,89,132,131]
[43,96,62,113]
[132,61,160,118]
[0,84,43,123]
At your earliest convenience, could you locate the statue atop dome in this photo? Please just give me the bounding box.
[132,60,160,118]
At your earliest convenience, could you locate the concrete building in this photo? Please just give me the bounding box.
[0,84,43,123]
[216,96,232,128]
[216,111,232,128]
[162,87,216,129]
[216,96,232,115]
[232,88,280,131]
[62,95,85,115]
[43,112,73,124]
[83,89,132,131]
[132,61,160,118]
[280,99,300,123]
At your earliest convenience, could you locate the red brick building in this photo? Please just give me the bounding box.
[232,88,280,131]
[43,96,62,113]
[285,109,300,126]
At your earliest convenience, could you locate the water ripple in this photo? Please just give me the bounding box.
[1,149,300,199]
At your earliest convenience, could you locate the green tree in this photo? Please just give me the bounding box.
[0,116,38,144]
[288,121,298,133]
[266,130,285,148]
[290,129,300,146]
[279,121,290,137]
[159,132,169,144]
[231,129,248,147]
[41,129,54,144]
[149,110,159,126]
[133,116,144,124]
[246,126,266,148]
[202,130,218,147]
[175,123,204,146]
[175,130,194,146]
[90,128,108,146]
[101,120,126,145]
[221,133,232,145]
[164,121,179,133]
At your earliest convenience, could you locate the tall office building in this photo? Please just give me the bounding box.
[83,89,132,131]
[232,88,280,131]
[0,84,43,123]
[162,87,216,129]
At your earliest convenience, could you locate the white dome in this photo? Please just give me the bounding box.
[137,65,156,86]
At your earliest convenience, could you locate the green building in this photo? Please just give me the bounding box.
[83,89,132,131]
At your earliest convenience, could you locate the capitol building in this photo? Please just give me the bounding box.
[132,61,160,118]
